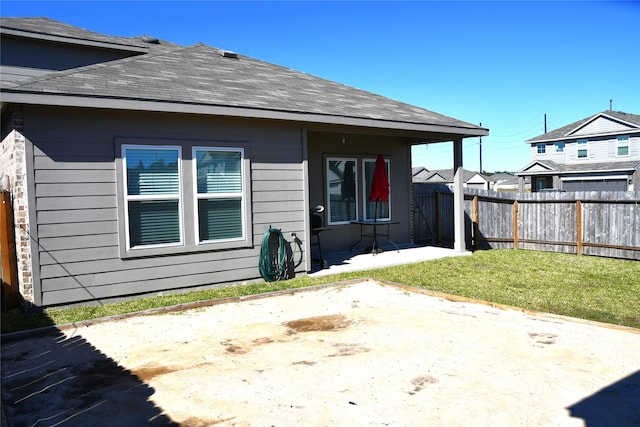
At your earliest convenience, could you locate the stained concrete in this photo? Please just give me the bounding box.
[2,281,639,426]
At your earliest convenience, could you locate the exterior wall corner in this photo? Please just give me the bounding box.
[0,108,34,304]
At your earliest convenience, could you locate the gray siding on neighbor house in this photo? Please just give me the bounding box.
[532,135,639,165]
[25,106,307,306]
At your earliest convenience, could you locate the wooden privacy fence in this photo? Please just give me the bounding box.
[413,184,640,261]
[1,189,20,308]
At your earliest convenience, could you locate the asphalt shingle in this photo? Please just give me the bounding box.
[1,18,483,132]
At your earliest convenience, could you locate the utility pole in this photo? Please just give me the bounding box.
[479,122,483,173]
[610,99,613,110]
[544,113,547,134]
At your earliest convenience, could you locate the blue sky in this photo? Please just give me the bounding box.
[2,1,639,173]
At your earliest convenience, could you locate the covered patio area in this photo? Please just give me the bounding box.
[308,244,471,277]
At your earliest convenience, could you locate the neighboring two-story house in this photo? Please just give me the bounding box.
[516,110,640,192]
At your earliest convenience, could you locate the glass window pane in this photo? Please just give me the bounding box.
[327,159,357,224]
[196,150,242,194]
[126,148,179,195]
[128,200,180,247]
[198,198,243,241]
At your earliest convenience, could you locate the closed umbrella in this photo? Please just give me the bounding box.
[369,154,389,219]
[367,155,389,254]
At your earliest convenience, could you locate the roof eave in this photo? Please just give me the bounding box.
[0,27,148,53]
[527,129,640,144]
[1,91,489,139]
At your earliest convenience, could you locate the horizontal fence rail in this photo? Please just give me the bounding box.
[413,184,640,261]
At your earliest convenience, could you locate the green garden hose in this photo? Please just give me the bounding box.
[259,227,290,282]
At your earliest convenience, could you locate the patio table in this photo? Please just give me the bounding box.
[350,220,399,254]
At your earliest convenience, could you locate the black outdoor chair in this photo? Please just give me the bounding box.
[310,205,331,269]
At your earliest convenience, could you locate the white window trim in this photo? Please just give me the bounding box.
[362,157,391,221]
[576,139,588,159]
[555,142,564,153]
[193,146,246,244]
[116,138,252,259]
[537,143,546,155]
[122,144,184,251]
[326,157,359,225]
[616,136,630,157]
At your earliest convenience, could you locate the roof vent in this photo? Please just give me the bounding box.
[140,35,160,44]
[218,49,239,59]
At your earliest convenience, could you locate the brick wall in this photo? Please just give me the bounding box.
[0,108,34,304]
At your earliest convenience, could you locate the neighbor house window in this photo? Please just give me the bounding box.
[123,146,182,249]
[577,139,588,158]
[555,142,565,153]
[537,144,546,154]
[617,136,629,156]
[194,148,244,242]
[327,158,358,224]
[363,157,390,221]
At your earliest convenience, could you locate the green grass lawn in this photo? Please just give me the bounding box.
[2,249,639,334]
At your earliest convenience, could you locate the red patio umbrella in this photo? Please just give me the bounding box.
[369,154,389,201]
[365,154,389,254]
[369,154,389,221]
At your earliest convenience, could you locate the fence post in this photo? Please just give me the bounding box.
[472,195,479,250]
[436,192,442,245]
[1,189,20,309]
[576,200,583,256]
[512,200,519,250]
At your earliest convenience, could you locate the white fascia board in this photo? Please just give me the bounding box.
[1,92,489,138]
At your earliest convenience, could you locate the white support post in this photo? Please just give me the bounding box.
[453,138,466,252]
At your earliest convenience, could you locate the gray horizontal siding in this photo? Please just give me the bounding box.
[42,255,260,291]
[39,247,119,265]
[27,108,308,306]
[42,267,261,306]
[38,221,117,237]
[36,169,114,183]
[38,208,117,224]
[38,234,118,251]
[36,183,116,197]
[40,245,261,278]
[38,195,117,210]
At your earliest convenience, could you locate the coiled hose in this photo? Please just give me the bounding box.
[259,227,291,282]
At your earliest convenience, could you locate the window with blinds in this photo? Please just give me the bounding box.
[123,146,182,248]
[617,136,629,157]
[194,148,244,242]
[577,139,588,159]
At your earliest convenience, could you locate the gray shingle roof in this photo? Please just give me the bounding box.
[412,168,485,183]
[0,17,162,51]
[1,18,486,137]
[517,159,640,175]
[526,111,640,143]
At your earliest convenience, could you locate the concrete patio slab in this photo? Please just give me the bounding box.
[2,281,639,426]
[309,245,471,277]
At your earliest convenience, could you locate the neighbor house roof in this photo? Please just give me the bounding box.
[412,168,486,183]
[516,159,640,176]
[526,111,640,144]
[0,17,488,142]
